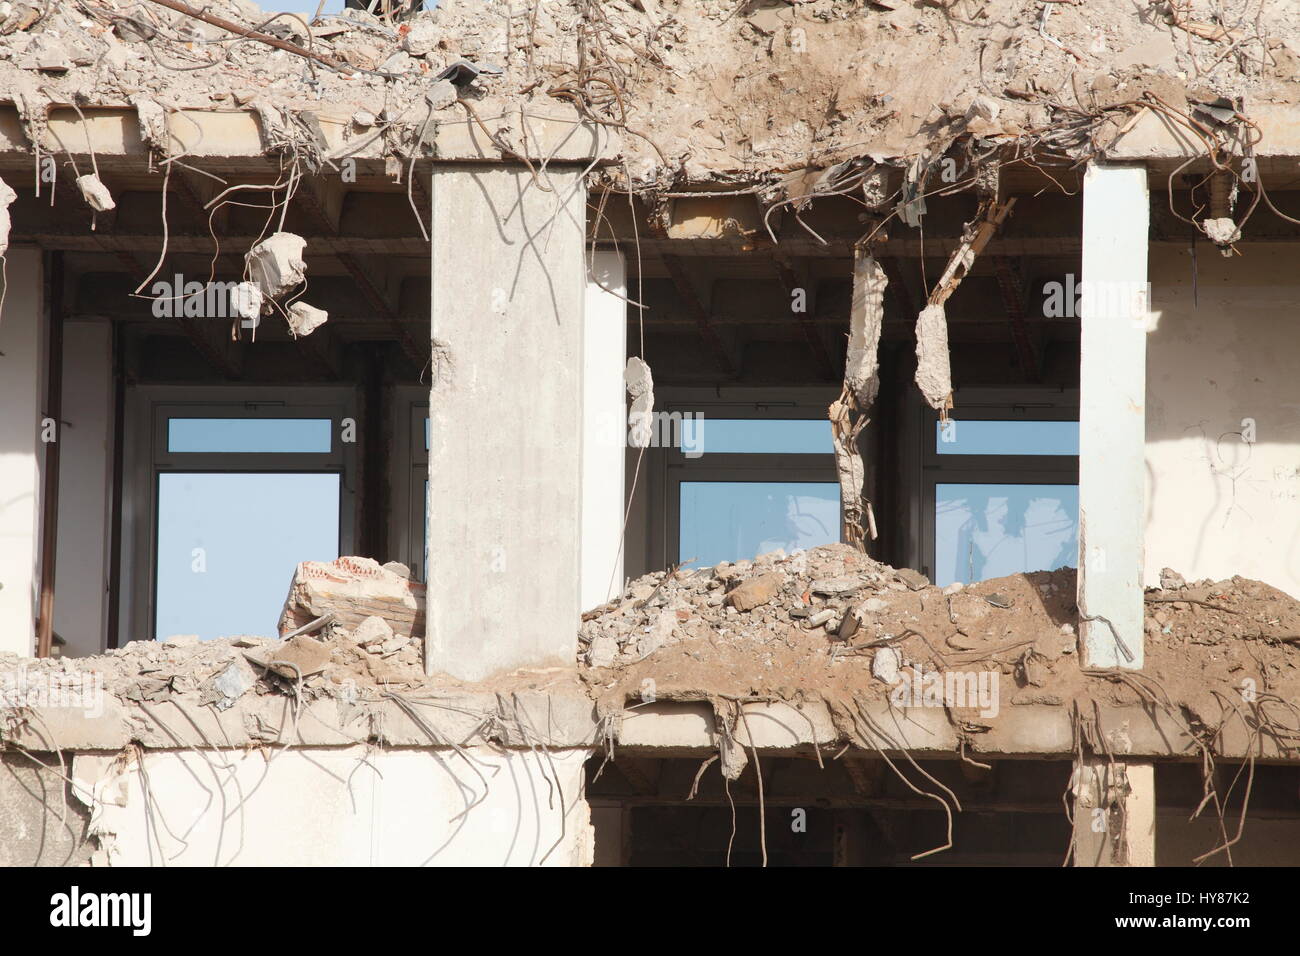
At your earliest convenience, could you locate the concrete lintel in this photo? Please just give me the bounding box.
[0,689,600,753]
[1108,103,1300,163]
[3,696,1297,760]
[0,104,617,165]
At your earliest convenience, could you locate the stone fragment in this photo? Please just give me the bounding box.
[76,174,116,212]
[352,615,394,647]
[286,300,328,337]
[1159,567,1186,590]
[872,646,900,683]
[403,19,439,56]
[726,573,783,612]
[246,635,331,680]
[895,568,929,591]
[587,634,618,668]
[425,79,458,111]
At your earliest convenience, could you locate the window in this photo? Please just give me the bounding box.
[125,389,356,642]
[661,393,841,568]
[922,392,1079,588]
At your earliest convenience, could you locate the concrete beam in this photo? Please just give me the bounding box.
[1078,164,1149,670]
[0,105,617,166]
[426,165,587,681]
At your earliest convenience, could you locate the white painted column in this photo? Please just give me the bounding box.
[1079,164,1149,670]
[427,165,587,682]
[0,248,43,656]
[1071,756,1156,867]
[581,250,627,612]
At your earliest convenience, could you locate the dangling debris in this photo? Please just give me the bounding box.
[625,356,655,448]
[913,191,1017,418]
[0,174,16,256]
[229,281,263,323]
[75,173,115,212]
[844,247,887,408]
[245,231,307,300]
[286,301,328,337]
[830,245,887,550]
[914,303,953,412]
[1202,217,1241,254]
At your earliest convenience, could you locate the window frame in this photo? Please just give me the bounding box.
[123,385,358,642]
[919,387,1080,582]
[390,386,429,582]
[652,387,842,568]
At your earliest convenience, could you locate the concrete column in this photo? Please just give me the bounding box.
[55,320,114,657]
[427,165,586,681]
[1078,163,1149,670]
[0,248,43,656]
[581,250,627,612]
[1072,756,1156,867]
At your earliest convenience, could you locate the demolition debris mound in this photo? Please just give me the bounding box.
[577,544,1300,721]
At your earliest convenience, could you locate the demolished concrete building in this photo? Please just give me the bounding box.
[0,0,1299,867]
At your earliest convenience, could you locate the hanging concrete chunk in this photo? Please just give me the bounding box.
[914,303,953,410]
[75,174,115,212]
[286,301,328,337]
[830,246,886,549]
[0,174,16,256]
[625,356,655,448]
[845,250,887,408]
[245,231,307,300]
[912,195,1017,413]
[131,96,168,152]
[1203,216,1240,252]
[229,281,263,322]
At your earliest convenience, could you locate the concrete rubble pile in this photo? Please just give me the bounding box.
[577,544,1300,729]
[0,0,1297,186]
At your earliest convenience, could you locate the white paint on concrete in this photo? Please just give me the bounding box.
[427,166,587,681]
[73,746,595,867]
[1145,245,1300,598]
[55,320,113,657]
[0,248,43,655]
[1079,164,1149,670]
[581,249,627,612]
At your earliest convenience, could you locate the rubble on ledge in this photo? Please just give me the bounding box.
[577,543,1300,730]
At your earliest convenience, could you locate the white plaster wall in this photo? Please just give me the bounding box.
[0,247,43,655]
[1145,244,1300,597]
[54,320,113,657]
[72,746,594,867]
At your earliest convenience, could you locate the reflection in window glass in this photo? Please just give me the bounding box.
[678,418,833,456]
[155,473,340,639]
[935,420,1079,456]
[935,483,1078,588]
[168,418,332,454]
[680,481,839,567]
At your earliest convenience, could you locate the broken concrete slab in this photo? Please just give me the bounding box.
[279,556,425,641]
